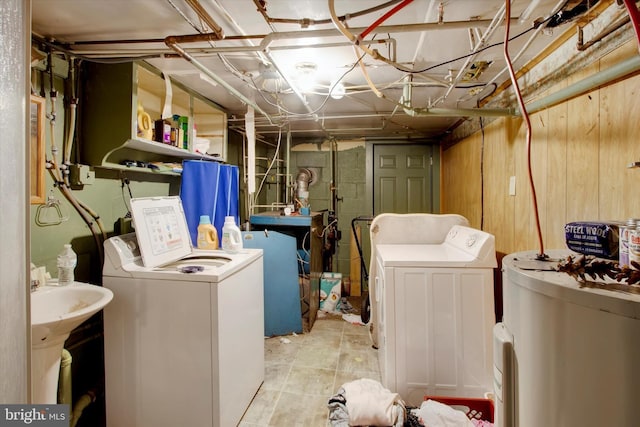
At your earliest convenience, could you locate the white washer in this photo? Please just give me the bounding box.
[102,197,264,427]
[375,225,496,406]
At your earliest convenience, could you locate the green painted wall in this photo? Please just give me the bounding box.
[29,68,243,426]
[290,142,368,284]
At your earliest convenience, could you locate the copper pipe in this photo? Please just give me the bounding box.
[184,0,224,39]
[577,15,630,51]
[252,0,405,27]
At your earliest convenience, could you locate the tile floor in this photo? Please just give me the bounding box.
[239,311,381,426]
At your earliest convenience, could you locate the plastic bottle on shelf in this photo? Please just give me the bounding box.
[197,215,219,250]
[221,216,243,253]
[57,243,77,286]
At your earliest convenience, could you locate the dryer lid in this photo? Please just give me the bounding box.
[130,196,193,268]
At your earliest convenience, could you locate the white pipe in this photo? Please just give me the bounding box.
[261,49,317,116]
[521,54,640,115]
[246,106,256,194]
[486,0,567,88]
[184,0,224,38]
[209,0,269,65]
[165,39,275,123]
[402,75,514,117]
[286,130,291,205]
[519,0,542,24]
[440,1,509,102]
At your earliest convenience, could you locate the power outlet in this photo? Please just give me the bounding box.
[508,176,516,196]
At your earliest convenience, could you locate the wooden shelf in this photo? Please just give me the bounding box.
[80,61,227,172]
[120,137,222,161]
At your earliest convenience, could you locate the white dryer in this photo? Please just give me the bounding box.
[102,197,264,427]
[375,224,496,406]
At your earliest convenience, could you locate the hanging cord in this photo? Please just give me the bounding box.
[479,116,486,231]
[503,0,546,259]
[121,175,133,217]
[623,0,640,52]
[476,84,496,232]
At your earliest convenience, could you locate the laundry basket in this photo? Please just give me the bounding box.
[423,396,494,422]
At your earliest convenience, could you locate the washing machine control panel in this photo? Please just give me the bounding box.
[104,232,141,266]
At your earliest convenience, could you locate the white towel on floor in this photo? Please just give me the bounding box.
[413,399,475,427]
[342,378,404,426]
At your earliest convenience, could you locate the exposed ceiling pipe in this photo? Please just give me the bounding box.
[51,19,516,58]
[329,0,518,73]
[358,0,415,40]
[261,48,317,117]
[402,74,515,117]
[577,14,630,51]
[410,0,438,65]
[253,0,405,28]
[206,1,317,120]
[439,1,508,103]
[520,53,640,115]
[184,0,224,38]
[485,0,567,87]
[69,37,395,57]
[164,37,275,123]
[208,0,269,64]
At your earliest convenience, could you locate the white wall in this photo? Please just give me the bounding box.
[0,0,30,403]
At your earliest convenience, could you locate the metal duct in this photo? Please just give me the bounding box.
[295,168,313,207]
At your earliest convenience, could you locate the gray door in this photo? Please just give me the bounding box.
[373,143,438,215]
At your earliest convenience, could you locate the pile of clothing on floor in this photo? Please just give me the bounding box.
[405,400,493,427]
[328,379,406,427]
[328,379,493,427]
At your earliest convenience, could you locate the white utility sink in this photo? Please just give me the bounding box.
[31,282,113,403]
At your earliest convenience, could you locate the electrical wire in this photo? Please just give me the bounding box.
[405,21,545,74]
[359,0,415,40]
[328,0,416,73]
[250,50,368,117]
[503,0,545,259]
[121,176,133,217]
[476,84,497,232]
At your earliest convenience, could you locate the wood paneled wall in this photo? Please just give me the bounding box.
[441,41,640,257]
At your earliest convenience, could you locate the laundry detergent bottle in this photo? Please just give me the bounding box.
[221,216,242,253]
[197,215,219,250]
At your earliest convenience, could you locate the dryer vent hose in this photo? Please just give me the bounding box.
[295,168,313,207]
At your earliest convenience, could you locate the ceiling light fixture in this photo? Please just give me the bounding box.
[294,62,318,93]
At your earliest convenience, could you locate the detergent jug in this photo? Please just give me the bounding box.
[221,216,242,253]
[196,215,218,250]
